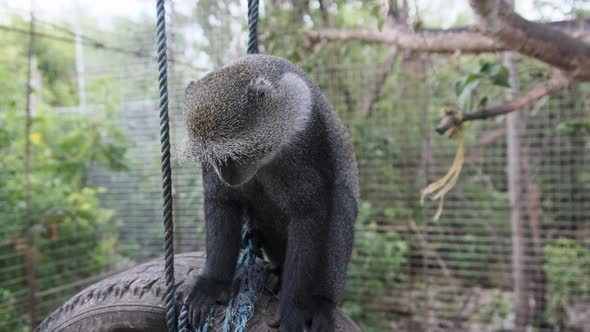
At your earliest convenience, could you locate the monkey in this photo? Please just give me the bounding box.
[178,54,359,332]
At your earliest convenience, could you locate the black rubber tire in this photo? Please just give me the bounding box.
[35,252,360,332]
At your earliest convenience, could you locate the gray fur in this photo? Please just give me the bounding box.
[181,54,359,332]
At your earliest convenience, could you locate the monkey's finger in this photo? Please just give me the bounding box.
[217,289,231,305]
[267,309,281,329]
[198,306,211,327]
[189,307,201,330]
[184,283,199,304]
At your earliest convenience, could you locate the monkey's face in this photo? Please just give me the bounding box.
[179,66,286,187]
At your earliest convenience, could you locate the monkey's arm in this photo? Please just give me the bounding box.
[186,166,242,328]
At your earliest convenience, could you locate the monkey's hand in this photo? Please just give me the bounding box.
[184,274,232,329]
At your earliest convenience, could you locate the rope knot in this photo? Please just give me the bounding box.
[440,106,463,138]
[420,106,466,221]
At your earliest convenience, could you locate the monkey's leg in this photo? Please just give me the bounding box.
[185,197,242,329]
[272,212,327,332]
[310,186,357,332]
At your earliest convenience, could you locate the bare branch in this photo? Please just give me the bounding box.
[435,75,572,135]
[362,49,400,117]
[306,25,503,53]
[469,0,590,80]
[306,19,590,54]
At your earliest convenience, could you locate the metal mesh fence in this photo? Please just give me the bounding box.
[1,3,589,332]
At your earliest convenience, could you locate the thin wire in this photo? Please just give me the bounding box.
[0,24,206,70]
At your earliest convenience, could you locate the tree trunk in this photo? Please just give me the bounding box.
[24,8,38,330]
[505,50,530,332]
[525,172,548,328]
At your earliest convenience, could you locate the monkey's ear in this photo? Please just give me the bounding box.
[185,80,197,94]
[247,77,275,100]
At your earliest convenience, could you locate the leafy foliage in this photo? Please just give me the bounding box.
[453,61,510,112]
[0,16,128,327]
[543,238,590,323]
[0,289,28,332]
[556,120,590,135]
[343,202,407,332]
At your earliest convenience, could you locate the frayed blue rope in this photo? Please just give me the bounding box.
[222,233,261,332]
[196,308,214,332]
[182,227,261,332]
[178,305,214,332]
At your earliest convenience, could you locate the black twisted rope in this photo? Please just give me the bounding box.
[156,0,260,331]
[247,0,259,55]
[155,1,177,332]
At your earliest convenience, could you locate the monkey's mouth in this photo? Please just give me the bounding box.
[213,158,258,187]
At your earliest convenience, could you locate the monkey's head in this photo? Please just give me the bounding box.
[178,56,312,186]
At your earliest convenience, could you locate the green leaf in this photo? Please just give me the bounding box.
[377,17,384,31]
[454,73,480,96]
[556,121,590,135]
[556,122,575,134]
[457,79,480,112]
[478,61,510,87]
[454,77,467,96]
[529,70,545,80]
[491,66,510,87]
[478,96,489,108]
[478,61,492,75]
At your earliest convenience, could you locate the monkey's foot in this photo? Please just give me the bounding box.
[267,305,311,332]
[310,309,335,332]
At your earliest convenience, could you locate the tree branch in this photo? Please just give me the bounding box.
[435,75,572,135]
[306,25,503,53]
[362,46,400,117]
[361,1,402,118]
[306,19,590,54]
[469,0,590,80]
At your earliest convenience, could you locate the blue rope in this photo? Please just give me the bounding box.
[221,231,262,332]
[190,230,261,332]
